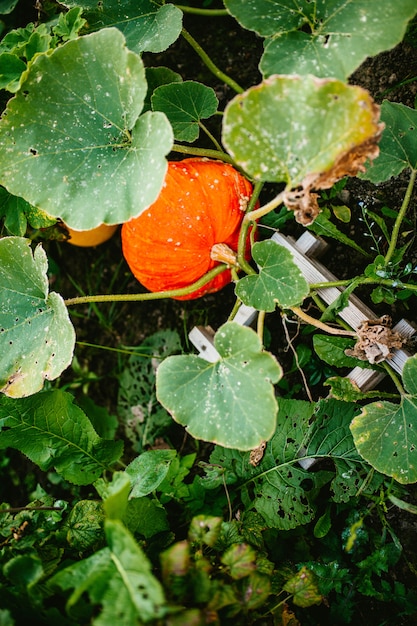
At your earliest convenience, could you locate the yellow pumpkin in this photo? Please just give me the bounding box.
[65,223,118,247]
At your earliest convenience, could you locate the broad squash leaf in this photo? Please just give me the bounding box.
[235,240,309,311]
[63,0,182,54]
[151,81,218,142]
[0,237,75,397]
[350,354,417,484]
[224,0,417,81]
[156,322,282,450]
[222,75,382,189]
[361,101,417,183]
[0,28,173,230]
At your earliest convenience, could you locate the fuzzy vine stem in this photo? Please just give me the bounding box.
[381,361,406,395]
[309,276,417,293]
[175,5,229,16]
[181,28,244,94]
[199,121,224,153]
[289,306,357,337]
[384,167,417,265]
[64,265,227,306]
[171,143,234,163]
[237,187,287,273]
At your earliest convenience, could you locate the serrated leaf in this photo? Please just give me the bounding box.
[0,390,123,484]
[283,566,322,608]
[0,237,75,397]
[0,28,173,230]
[125,450,177,498]
[66,500,104,550]
[362,101,417,183]
[222,75,381,187]
[188,515,222,547]
[235,240,309,311]
[221,543,256,579]
[156,322,281,450]
[152,81,218,142]
[124,497,169,538]
[63,0,182,54]
[225,0,417,81]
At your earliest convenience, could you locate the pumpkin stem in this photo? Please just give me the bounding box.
[210,243,239,267]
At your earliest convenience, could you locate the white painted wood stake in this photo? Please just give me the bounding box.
[189,231,415,386]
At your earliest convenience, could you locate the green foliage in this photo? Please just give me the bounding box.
[351,353,417,483]
[0,28,173,230]
[0,237,75,397]
[156,322,282,450]
[362,100,417,182]
[224,0,417,80]
[235,240,309,310]
[1,2,417,624]
[222,75,381,186]
[0,390,123,484]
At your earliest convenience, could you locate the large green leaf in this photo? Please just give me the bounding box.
[0,28,173,230]
[125,450,177,498]
[151,81,218,142]
[362,101,417,183]
[63,0,182,53]
[156,322,282,450]
[222,75,381,187]
[235,240,309,311]
[209,398,365,528]
[224,0,417,80]
[350,354,417,484]
[51,519,166,622]
[0,390,123,484]
[0,237,75,397]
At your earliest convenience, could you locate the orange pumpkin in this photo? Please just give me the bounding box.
[121,159,256,300]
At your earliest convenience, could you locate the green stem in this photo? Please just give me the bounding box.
[199,120,224,153]
[237,187,286,271]
[236,181,265,274]
[175,5,229,16]
[64,265,227,306]
[310,276,417,293]
[384,168,417,265]
[181,28,244,94]
[171,143,234,163]
[381,362,406,395]
[257,309,266,343]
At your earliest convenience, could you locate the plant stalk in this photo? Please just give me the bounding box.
[384,167,417,265]
[171,143,234,163]
[381,362,406,395]
[175,5,229,16]
[237,187,286,272]
[64,265,227,306]
[290,306,357,336]
[181,28,244,94]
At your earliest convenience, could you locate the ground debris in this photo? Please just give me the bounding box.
[345,315,406,364]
